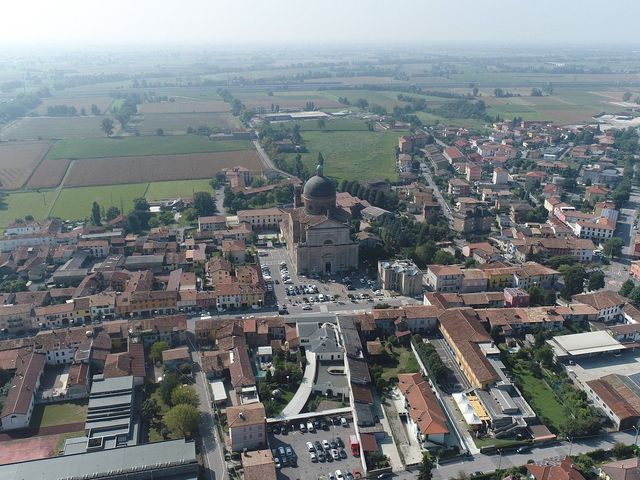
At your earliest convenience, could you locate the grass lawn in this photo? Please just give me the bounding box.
[30,401,88,428]
[47,135,253,159]
[51,183,149,220]
[54,430,85,455]
[0,190,57,228]
[513,367,565,430]
[373,345,420,382]
[283,129,405,182]
[278,118,371,132]
[139,112,239,134]
[0,116,107,141]
[146,179,214,199]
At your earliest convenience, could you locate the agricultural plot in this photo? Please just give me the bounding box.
[146,179,215,199]
[0,141,52,190]
[138,112,239,134]
[32,96,114,116]
[283,129,405,182]
[51,184,149,220]
[278,117,370,132]
[238,90,343,110]
[0,116,107,141]
[137,100,230,114]
[63,150,262,187]
[47,135,252,159]
[26,159,71,189]
[0,190,57,228]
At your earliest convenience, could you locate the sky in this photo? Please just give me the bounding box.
[2,0,640,49]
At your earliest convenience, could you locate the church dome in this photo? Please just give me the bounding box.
[303,160,336,198]
[303,173,336,198]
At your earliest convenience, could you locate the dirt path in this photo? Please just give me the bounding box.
[0,421,85,442]
[45,159,75,217]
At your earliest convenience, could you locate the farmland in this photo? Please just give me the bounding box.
[138,112,239,134]
[32,96,115,116]
[0,116,108,141]
[47,135,252,159]
[146,179,216,199]
[63,150,262,187]
[283,129,405,182]
[137,100,230,114]
[0,190,57,228]
[51,184,149,220]
[26,159,71,189]
[0,141,52,189]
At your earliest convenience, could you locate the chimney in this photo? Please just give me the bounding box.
[293,185,302,208]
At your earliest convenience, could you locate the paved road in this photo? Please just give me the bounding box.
[188,338,227,480]
[252,139,295,179]
[422,168,453,222]
[604,187,640,289]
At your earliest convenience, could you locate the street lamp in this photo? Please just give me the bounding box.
[634,422,640,446]
[497,449,503,472]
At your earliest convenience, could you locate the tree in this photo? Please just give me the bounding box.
[534,344,553,367]
[472,87,479,97]
[105,206,121,221]
[159,372,181,405]
[629,286,640,307]
[620,279,635,297]
[433,250,455,265]
[192,191,216,217]
[417,453,433,480]
[91,201,101,226]
[141,398,160,420]
[100,118,114,137]
[531,87,543,97]
[156,128,164,136]
[388,336,399,348]
[612,441,634,459]
[317,118,326,129]
[133,197,150,212]
[588,271,605,291]
[603,238,625,259]
[623,92,633,102]
[150,341,170,364]
[560,264,586,300]
[170,385,200,407]
[91,104,101,115]
[164,404,200,438]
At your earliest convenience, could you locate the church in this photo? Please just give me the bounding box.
[281,159,359,275]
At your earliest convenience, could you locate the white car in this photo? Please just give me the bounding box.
[310,452,317,462]
[274,457,281,469]
[336,471,345,480]
[303,304,312,310]
[307,442,315,452]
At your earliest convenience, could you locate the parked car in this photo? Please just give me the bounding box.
[331,449,340,461]
[323,439,330,450]
[336,437,344,448]
[339,448,347,459]
[285,446,294,457]
[306,442,315,452]
[274,457,281,469]
[329,473,336,480]
[299,423,307,432]
[278,446,286,457]
[310,452,317,462]
[318,451,326,462]
[340,417,348,427]
[307,421,315,432]
[336,471,345,480]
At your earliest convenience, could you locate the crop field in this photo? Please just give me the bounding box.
[0,116,108,141]
[0,190,57,228]
[138,112,239,134]
[0,141,52,189]
[32,96,115,116]
[146,179,215,199]
[47,135,252,159]
[137,100,230,114]
[63,150,262,186]
[51,184,149,220]
[238,90,343,110]
[26,158,71,189]
[279,117,370,132]
[283,129,405,182]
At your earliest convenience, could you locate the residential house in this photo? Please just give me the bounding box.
[226,402,266,452]
[378,259,423,296]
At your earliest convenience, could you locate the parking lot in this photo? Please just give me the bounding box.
[258,246,390,315]
[267,416,363,480]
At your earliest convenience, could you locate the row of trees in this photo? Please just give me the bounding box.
[338,179,399,211]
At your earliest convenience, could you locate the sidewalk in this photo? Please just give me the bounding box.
[278,353,317,418]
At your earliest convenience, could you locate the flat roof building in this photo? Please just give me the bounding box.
[547,331,624,359]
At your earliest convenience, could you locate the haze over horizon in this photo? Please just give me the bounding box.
[2,0,640,50]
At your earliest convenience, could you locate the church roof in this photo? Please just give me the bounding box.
[303,174,336,198]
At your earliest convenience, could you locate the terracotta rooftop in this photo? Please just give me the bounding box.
[227,402,266,427]
[573,291,627,311]
[398,372,448,436]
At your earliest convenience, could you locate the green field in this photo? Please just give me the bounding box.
[513,367,565,431]
[51,184,149,220]
[0,116,108,141]
[47,135,252,159]
[284,129,405,182]
[378,346,420,382]
[279,118,370,132]
[146,179,214,199]
[30,401,88,428]
[139,112,239,134]
[0,190,57,228]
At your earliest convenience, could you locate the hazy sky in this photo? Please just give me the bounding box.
[2,0,640,48]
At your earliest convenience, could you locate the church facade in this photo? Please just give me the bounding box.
[281,161,359,275]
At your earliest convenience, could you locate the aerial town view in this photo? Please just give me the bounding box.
[2,1,640,480]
